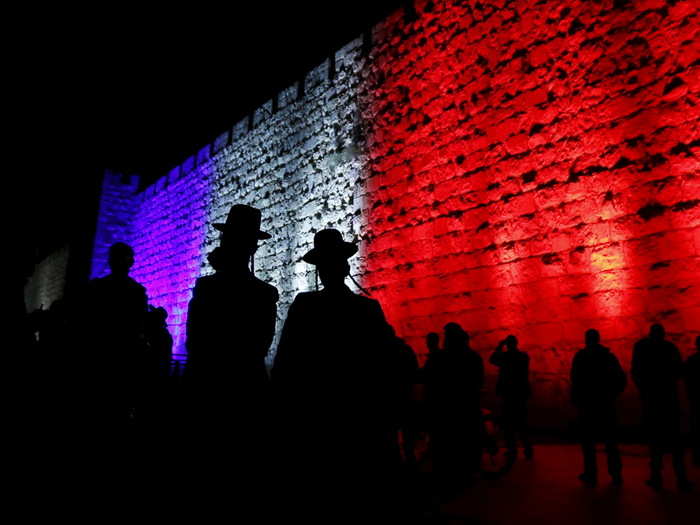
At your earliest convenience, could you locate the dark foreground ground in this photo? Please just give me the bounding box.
[14,437,696,523]
[434,444,697,525]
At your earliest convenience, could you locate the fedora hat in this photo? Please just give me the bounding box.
[302,229,358,265]
[213,204,271,239]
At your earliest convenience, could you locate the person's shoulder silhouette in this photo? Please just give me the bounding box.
[571,329,625,406]
[90,243,146,297]
[87,242,147,329]
[273,229,393,389]
[490,334,530,398]
[424,322,483,400]
[685,336,700,399]
[632,324,683,398]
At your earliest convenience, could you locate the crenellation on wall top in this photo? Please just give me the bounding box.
[232,118,248,141]
[212,131,230,153]
[336,36,364,64]
[103,170,140,190]
[182,155,196,174]
[168,166,182,184]
[253,99,274,128]
[278,82,300,111]
[306,57,330,91]
[111,10,393,208]
[197,144,211,165]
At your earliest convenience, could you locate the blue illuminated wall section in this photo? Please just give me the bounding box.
[90,38,366,363]
[91,171,140,279]
[91,164,212,359]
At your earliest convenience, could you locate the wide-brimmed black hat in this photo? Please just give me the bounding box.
[213,204,271,239]
[302,229,358,265]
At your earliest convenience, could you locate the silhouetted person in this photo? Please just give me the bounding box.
[144,306,173,379]
[207,245,224,272]
[632,323,692,491]
[42,300,69,354]
[272,229,406,520]
[33,300,72,427]
[16,253,36,354]
[393,333,419,469]
[82,242,148,427]
[571,329,626,487]
[14,256,40,440]
[185,205,278,481]
[685,336,700,467]
[417,332,441,429]
[490,334,532,465]
[426,332,440,354]
[423,322,484,495]
[140,306,173,429]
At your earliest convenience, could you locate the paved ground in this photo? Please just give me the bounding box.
[433,444,698,525]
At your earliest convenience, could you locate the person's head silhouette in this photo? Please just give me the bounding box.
[303,229,357,290]
[444,322,468,350]
[213,205,270,269]
[426,332,440,353]
[207,247,221,272]
[649,323,665,342]
[584,328,600,348]
[152,306,168,325]
[108,242,134,277]
[505,334,518,351]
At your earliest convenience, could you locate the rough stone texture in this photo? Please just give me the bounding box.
[91,166,211,359]
[25,245,70,312]
[85,0,699,424]
[91,172,140,279]
[205,42,366,365]
[359,0,700,424]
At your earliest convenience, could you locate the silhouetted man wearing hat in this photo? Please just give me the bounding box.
[184,205,278,497]
[186,203,277,400]
[272,228,405,520]
[632,323,692,491]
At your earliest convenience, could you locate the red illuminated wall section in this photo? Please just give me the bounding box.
[359,0,699,423]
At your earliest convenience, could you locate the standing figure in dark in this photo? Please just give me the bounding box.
[185,205,278,469]
[141,306,173,427]
[632,323,693,491]
[272,229,405,520]
[686,336,700,467]
[570,329,626,487]
[394,332,420,469]
[426,332,440,355]
[423,322,484,494]
[490,334,532,466]
[82,242,148,428]
[144,306,173,379]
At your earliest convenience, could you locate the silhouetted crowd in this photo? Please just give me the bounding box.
[16,204,699,521]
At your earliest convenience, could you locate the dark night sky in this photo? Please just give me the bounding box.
[16,2,405,262]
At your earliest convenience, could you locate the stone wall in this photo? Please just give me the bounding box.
[89,0,699,425]
[25,245,70,312]
[360,0,700,424]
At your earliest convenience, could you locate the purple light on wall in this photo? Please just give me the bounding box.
[91,171,140,279]
[128,168,211,360]
[91,167,212,360]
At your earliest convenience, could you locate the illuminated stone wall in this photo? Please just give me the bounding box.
[91,39,367,360]
[25,245,70,312]
[360,0,700,424]
[90,0,699,424]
